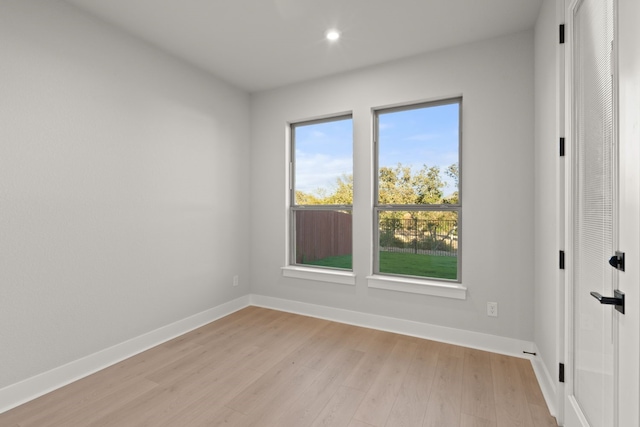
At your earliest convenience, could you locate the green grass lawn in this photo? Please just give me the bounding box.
[305,251,457,280]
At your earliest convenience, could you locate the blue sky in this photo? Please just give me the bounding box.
[294,118,353,194]
[294,102,459,196]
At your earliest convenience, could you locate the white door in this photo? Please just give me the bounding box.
[563,0,640,426]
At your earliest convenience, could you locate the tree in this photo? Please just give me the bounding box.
[295,190,323,205]
[324,174,353,205]
[378,164,419,205]
[413,164,445,204]
[295,161,457,211]
[443,163,459,204]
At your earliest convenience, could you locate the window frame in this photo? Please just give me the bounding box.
[373,97,462,283]
[289,113,354,272]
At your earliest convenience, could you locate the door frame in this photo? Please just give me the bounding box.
[616,0,640,426]
[562,0,619,425]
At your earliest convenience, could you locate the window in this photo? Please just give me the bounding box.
[290,115,353,270]
[374,98,461,282]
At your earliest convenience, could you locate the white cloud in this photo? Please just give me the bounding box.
[295,151,352,193]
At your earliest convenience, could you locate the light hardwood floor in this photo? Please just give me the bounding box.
[0,306,558,426]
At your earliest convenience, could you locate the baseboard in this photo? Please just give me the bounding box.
[530,345,559,418]
[0,295,251,414]
[250,294,536,359]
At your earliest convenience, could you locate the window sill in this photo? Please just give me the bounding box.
[282,266,356,286]
[366,275,466,300]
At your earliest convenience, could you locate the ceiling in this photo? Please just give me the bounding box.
[63,0,543,93]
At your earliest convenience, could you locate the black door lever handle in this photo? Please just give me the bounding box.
[590,290,625,314]
[608,251,625,271]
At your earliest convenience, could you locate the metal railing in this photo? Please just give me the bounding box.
[379,217,458,256]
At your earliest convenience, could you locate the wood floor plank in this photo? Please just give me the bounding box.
[178,311,305,378]
[0,307,556,427]
[192,308,289,352]
[84,387,174,426]
[224,353,319,415]
[384,339,442,427]
[528,403,558,427]
[342,329,398,392]
[162,306,259,349]
[236,364,322,426]
[301,323,367,372]
[156,368,263,426]
[144,345,219,385]
[54,379,160,427]
[109,340,204,381]
[514,357,548,407]
[152,348,264,404]
[274,348,364,427]
[162,404,248,427]
[490,353,535,427]
[352,338,417,426]
[251,311,316,349]
[349,420,376,427]
[441,342,466,359]
[460,413,497,427]
[89,362,259,426]
[0,340,199,426]
[160,306,275,353]
[12,376,158,427]
[287,321,355,370]
[245,315,333,374]
[422,349,464,427]
[461,348,497,421]
[195,307,287,350]
[310,386,365,427]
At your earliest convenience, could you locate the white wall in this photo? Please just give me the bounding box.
[250,31,536,342]
[533,0,562,416]
[0,0,250,389]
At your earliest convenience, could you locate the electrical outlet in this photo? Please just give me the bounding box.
[233,275,239,287]
[487,302,498,317]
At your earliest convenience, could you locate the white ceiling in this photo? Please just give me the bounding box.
[63,0,543,92]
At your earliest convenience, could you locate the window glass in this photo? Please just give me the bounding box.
[294,118,353,205]
[375,99,461,281]
[291,116,353,270]
[377,210,458,280]
[378,102,459,205]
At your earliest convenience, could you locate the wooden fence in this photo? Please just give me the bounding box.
[295,210,352,263]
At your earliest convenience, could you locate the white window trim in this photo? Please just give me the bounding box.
[366,274,466,299]
[280,267,465,298]
[282,266,356,286]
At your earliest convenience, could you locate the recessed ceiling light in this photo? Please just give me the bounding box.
[326,29,341,41]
